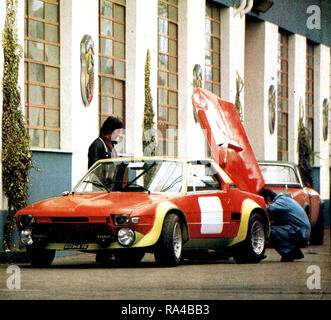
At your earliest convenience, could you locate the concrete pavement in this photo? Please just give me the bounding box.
[0,228,330,300]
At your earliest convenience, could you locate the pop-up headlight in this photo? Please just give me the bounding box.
[17,215,36,228]
[111,214,130,226]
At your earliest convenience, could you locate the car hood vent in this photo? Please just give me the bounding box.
[51,217,89,222]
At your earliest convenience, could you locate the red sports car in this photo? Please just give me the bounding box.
[258,161,324,245]
[16,88,270,267]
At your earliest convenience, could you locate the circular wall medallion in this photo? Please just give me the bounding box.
[322,98,329,141]
[268,85,276,134]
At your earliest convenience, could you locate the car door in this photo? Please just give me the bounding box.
[185,161,233,239]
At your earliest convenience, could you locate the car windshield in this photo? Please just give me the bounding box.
[73,160,183,194]
[260,164,300,185]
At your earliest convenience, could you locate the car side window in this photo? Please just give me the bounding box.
[260,165,300,185]
[187,162,222,192]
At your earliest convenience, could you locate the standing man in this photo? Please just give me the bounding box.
[88,116,123,168]
[88,116,123,263]
[260,189,311,262]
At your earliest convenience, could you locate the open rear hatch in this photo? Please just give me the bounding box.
[192,88,265,194]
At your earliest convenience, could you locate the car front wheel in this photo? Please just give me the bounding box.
[233,213,266,263]
[154,213,183,267]
[26,247,56,267]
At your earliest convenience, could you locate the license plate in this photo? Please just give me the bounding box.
[64,244,88,250]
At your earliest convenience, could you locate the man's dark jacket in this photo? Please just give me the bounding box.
[88,136,117,168]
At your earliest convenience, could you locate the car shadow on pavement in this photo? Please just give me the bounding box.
[16,257,252,269]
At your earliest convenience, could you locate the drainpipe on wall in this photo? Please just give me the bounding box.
[234,0,254,17]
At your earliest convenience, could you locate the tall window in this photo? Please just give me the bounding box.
[306,41,314,151]
[158,0,178,156]
[205,2,221,95]
[24,0,60,149]
[277,31,289,161]
[99,0,126,127]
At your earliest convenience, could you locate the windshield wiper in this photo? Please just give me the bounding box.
[83,180,110,192]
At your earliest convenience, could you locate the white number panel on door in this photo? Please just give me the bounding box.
[198,196,223,234]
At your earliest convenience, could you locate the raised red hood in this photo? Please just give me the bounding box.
[192,88,265,194]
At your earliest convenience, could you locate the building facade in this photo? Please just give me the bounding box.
[1,0,330,246]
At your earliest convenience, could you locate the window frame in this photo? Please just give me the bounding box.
[98,0,126,130]
[24,0,61,149]
[277,30,289,161]
[157,0,179,156]
[205,2,221,96]
[305,41,315,152]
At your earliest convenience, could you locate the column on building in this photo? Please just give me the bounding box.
[125,0,158,157]
[60,0,73,155]
[220,7,245,104]
[314,45,330,200]
[244,20,278,161]
[177,0,206,158]
[69,0,99,185]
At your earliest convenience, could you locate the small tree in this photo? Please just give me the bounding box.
[2,0,32,250]
[142,49,156,156]
[297,117,313,187]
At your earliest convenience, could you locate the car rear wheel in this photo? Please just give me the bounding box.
[233,213,266,263]
[113,250,145,266]
[154,213,183,267]
[26,247,56,267]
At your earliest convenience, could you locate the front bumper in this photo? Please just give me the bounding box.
[19,222,149,250]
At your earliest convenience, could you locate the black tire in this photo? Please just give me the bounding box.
[183,250,231,261]
[113,250,145,266]
[310,202,324,245]
[26,247,56,267]
[95,251,113,263]
[154,214,183,267]
[233,213,266,263]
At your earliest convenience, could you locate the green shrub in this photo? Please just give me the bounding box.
[1,0,32,250]
[142,49,156,156]
[297,117,313,187]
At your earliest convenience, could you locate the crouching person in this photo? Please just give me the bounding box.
[260,189,311,262]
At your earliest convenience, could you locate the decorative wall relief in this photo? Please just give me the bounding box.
[192,64,204,123]
[193,64,203,90]
[268,85,276,134]
[80,35,95,106]
[322,98,329,141]
[235,71,244,122]
[299,97,304,120]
